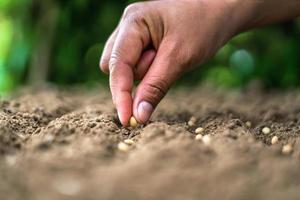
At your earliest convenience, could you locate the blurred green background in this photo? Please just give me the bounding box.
[0,0,299,95]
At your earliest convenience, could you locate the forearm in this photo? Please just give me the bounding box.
[252,0,300,26]
[228,0,300,33]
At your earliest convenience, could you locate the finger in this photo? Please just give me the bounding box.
[134,49,156,80]
[133,41,183,124]
[109,19,150,126]
[100,28,119,74]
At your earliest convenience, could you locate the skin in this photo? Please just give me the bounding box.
[100,0,300,126]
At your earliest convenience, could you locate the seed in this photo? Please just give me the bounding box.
[282,144,293,155]
[245,121,252,128]
[271,136,279,145]
[195,127,204,134]
[262,127,271,134]
[195,134,203,141]
[129,117,138,128]
[202,135,211,146]
[5,155,17,166]
[188,121,195,126]
[188,116,197,127]
[118,142,130,152]
[124,139,135,145]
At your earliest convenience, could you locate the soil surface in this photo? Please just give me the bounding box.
[1,85,300,200]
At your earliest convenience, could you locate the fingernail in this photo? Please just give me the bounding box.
[117,110,125,126]
[137,101,153,123]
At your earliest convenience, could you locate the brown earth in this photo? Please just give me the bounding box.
[1,85,300,200]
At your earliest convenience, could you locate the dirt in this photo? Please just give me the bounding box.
[1,85,300,200]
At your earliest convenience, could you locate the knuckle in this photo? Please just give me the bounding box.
[109,52,121,73]
[123,3,141,19]
[143,76,169,104]
[109,49,135,73]
[109,80,118,93]
[122,3,146,25]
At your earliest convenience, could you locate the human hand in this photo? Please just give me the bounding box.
[100,0,299,126]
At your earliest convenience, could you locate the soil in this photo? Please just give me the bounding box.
[1,85,300,200]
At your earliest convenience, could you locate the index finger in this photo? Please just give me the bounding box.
[109,18,150,126]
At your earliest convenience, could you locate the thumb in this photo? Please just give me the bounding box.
[133,41,184,124]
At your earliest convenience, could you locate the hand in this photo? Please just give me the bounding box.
[99,0,246,126]
[99,0,300,126]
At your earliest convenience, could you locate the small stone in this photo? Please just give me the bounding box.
[245,121,252,128]
[118,142,130,152]
[271,136,279,145]
[188,116,197,127]
[124,139,135,145]
[202,135,211,146]
[195,134,203,141]
[129,117,138,128]
[262,127,271,134]
[195,127,204,134]
[282,144,293,155]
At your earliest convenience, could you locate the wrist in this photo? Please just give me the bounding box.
[226,0,300,33]
[195,0,259,41]
[221,0,259,35]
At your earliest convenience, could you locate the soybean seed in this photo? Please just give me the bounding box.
[118,142,130,152]
[188,116,197,127]
[129,117,138,128]
[202,135,211,146]
[124,139,135,145]
[282,144,293,155]
[245,121,252,128]
[195,127,204,134]
[262,127,271,134]
[195,134,203,141]
[271,136,279,145]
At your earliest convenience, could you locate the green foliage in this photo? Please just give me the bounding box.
[0,0,299,94]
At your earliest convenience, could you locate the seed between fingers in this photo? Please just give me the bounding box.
[130,116,138,128]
